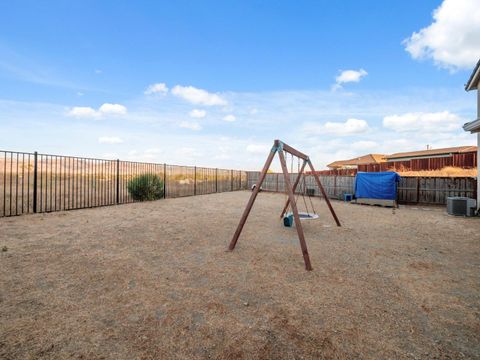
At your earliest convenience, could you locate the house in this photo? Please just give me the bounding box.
[463,59,480,212]
[327,145,477,174]
[385,146,477,162]
[327,154,386,170]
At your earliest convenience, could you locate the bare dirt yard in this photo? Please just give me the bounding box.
[1,191,479,359]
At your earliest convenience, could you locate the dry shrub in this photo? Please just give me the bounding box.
[390,166,477,177]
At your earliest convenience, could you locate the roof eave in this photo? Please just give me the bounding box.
[386,153,454,161]
[465,59,480,91]
[463,119,480,133]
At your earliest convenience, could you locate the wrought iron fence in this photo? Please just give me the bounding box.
[0,150,248,217]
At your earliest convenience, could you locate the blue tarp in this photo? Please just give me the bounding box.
[354,172,401,200]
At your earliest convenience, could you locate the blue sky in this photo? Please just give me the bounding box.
[0,0,479,170]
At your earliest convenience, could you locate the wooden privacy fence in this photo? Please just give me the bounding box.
[0,150,247,217]
[247,172,477,206]
[396,177,476,204]
[358,152,477,172]
[247,172,355,199]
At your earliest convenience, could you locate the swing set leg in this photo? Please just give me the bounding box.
[228,148,276,251]
[278,151,312,270]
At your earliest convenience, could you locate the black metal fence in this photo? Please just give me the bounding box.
[0,150,247,217]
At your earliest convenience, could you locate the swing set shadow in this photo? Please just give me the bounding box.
[228,139,341,271]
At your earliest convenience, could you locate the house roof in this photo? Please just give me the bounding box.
[386,146,477,160]
[327,154,386,169]
[465,58,480,91]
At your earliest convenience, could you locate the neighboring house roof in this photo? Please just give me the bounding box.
[386,146,478,161]
[327,154,386,169]
[465,58,480,91]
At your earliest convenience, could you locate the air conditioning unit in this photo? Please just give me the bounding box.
[447,197,477,217]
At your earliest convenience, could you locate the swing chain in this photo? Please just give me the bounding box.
[283,152,318,219]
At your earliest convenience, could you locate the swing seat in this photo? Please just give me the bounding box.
[283,213,294,227]
[298,212,319,220]
[283,212,319,227]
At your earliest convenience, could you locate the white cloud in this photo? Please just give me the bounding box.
[332,69,368,90]
[144,83,168,95]
[246,143,271,155]
[67,103,127,118]
[171,85,227,106]
[189,109,206,118]
[98,103,127,115]
[336,69,368,84]
[67,106,99,118]
[383,111,462,132]
[223,114,236,122]
[403,0,480,71]
[302,118,369,136]
[179,121,202,131]
[98,136,123,144]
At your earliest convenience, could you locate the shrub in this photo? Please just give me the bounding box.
[127,174,164,201]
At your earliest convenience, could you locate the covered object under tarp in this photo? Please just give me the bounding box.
[354,172,401,206]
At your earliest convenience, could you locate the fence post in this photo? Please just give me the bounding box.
[416,177,420,203]
[276,173,279,192]
[473,178,477,206]
[33,151,38,213]
[116,159,120,204]
[215,168,218,192]
[194,166,197,196]
[231,169,233,191]
[334,175,337,198]
[163,163,167,198]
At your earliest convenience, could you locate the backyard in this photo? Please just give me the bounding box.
[1,191,479,359]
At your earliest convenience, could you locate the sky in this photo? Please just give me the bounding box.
[0,0,479,171]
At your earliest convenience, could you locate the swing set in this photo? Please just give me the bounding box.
[228,140,341,271]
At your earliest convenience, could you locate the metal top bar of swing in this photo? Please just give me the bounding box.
[274,140,309,161]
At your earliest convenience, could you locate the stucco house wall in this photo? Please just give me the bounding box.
[463,61,480,212]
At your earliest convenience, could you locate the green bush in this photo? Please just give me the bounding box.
[127,174,164,201]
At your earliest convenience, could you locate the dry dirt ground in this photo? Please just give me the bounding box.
[1,191,479,359]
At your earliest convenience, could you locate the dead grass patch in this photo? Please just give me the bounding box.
[1,191,479,359]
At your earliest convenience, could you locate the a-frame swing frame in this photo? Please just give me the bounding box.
[228,139,341,271]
